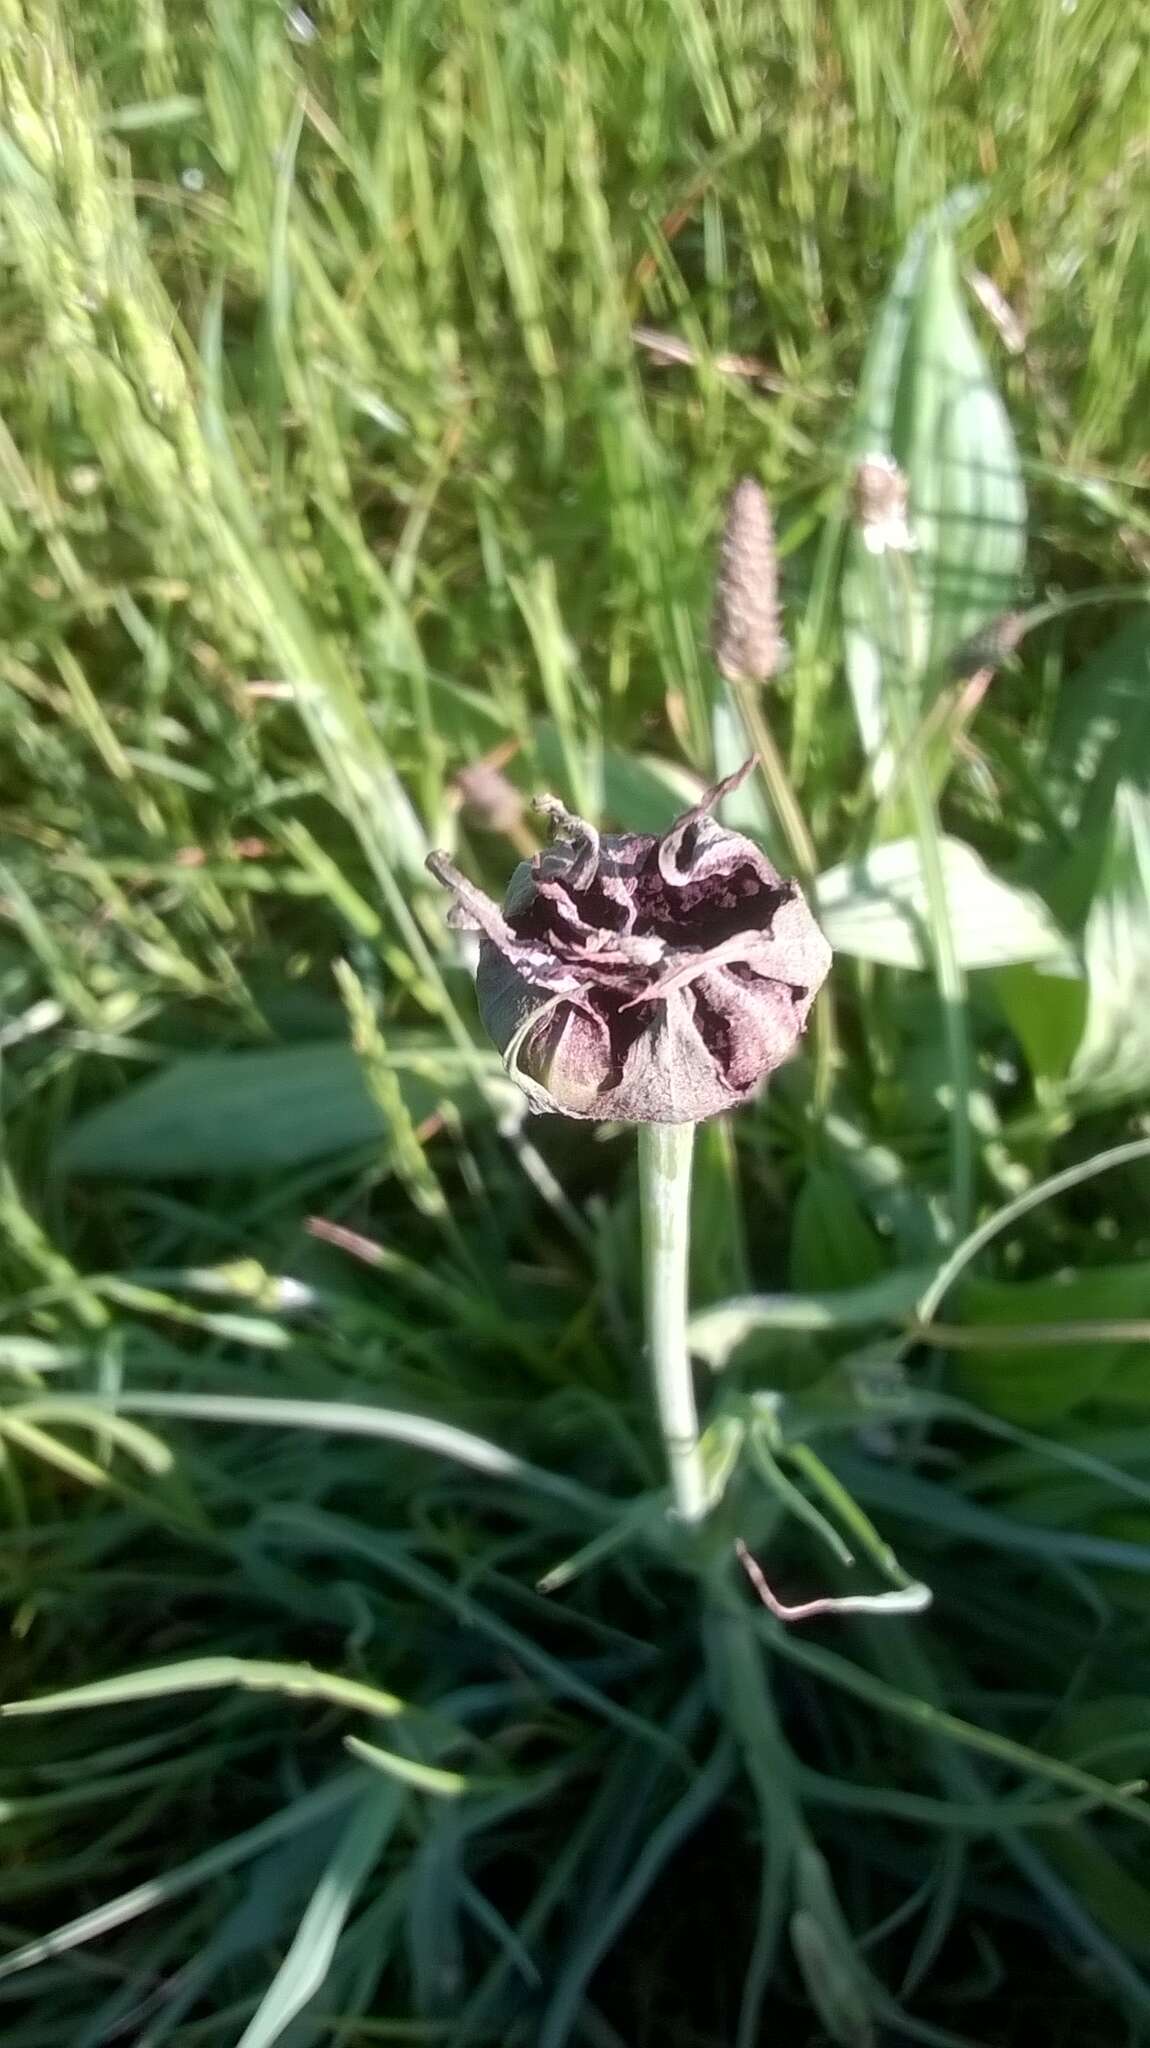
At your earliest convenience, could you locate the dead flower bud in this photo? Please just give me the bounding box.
[851,452,917,557]
[426,759,831,1124]
[711,477,784,684]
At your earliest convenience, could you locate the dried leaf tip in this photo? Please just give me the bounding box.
[711,477,784,685]
[851,452,917,557]
[945,610,1027,679]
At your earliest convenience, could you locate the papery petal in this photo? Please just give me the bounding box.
[694,966,809,1092]
[603,989,736,1124]
[515,999,615,1116]
[429,854,585,994]
[533,795,601,889]
[656,761,774,890]
[425,851,518,940]
[623,909,800,1004]
[593,857,641,934]
[754,885,834,994]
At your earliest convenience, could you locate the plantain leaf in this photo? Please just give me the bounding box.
[789,1167,884,1296]
[533,723,704,833]
[994,962,1087,1091]
[817,836,1072,971]
[58,1040,508,1179]
[844,217,1026,783]
[1066,783,1150,1111]
[1043,613,1150,842]
[897,235,1027,670]
[953,1262,1150,1422]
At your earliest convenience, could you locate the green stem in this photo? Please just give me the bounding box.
[637,1121,708,1524]
[729,677,838,1115]
[885,550,973,1236]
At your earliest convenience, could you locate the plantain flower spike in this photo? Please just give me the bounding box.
[711,476,785,684]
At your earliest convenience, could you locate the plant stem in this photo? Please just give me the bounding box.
[637,1121,708,1524]
[729,677,838,1115]
[886,549,973,1235]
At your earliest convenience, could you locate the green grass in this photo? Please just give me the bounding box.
[3,0,1150,2041]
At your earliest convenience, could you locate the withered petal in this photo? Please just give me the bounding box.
[428,852,582,994]
[656,761,772,890]
[533,794,601,890]
[696,966,811,1093]
[424,852,517,943]
[606,989,740,1123]
[513,999,615,1117]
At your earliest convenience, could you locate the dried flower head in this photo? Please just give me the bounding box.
[427,761,831,1124]
[851,452,917,557]
[710,477,784,684]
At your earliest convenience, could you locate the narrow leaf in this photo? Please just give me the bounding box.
[236,1787,401,2048]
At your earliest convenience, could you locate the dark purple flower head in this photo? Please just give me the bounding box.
[426,760,832,1124]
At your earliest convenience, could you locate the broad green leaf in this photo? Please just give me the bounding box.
[849,192,983,466]
[533,722,704,832]
[953,1262,1150,1422]
[1066,784,1150,1110]
[789,1168,884,1296]
[711,696,776,844]
[690,1116,750,1304]
[844,222,1026,783]
[58,1040,508,1178]
[994,962,1087,1090]
[899,236,1027,670]
[817,837,1071,971]
[1043,614,1150,841]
